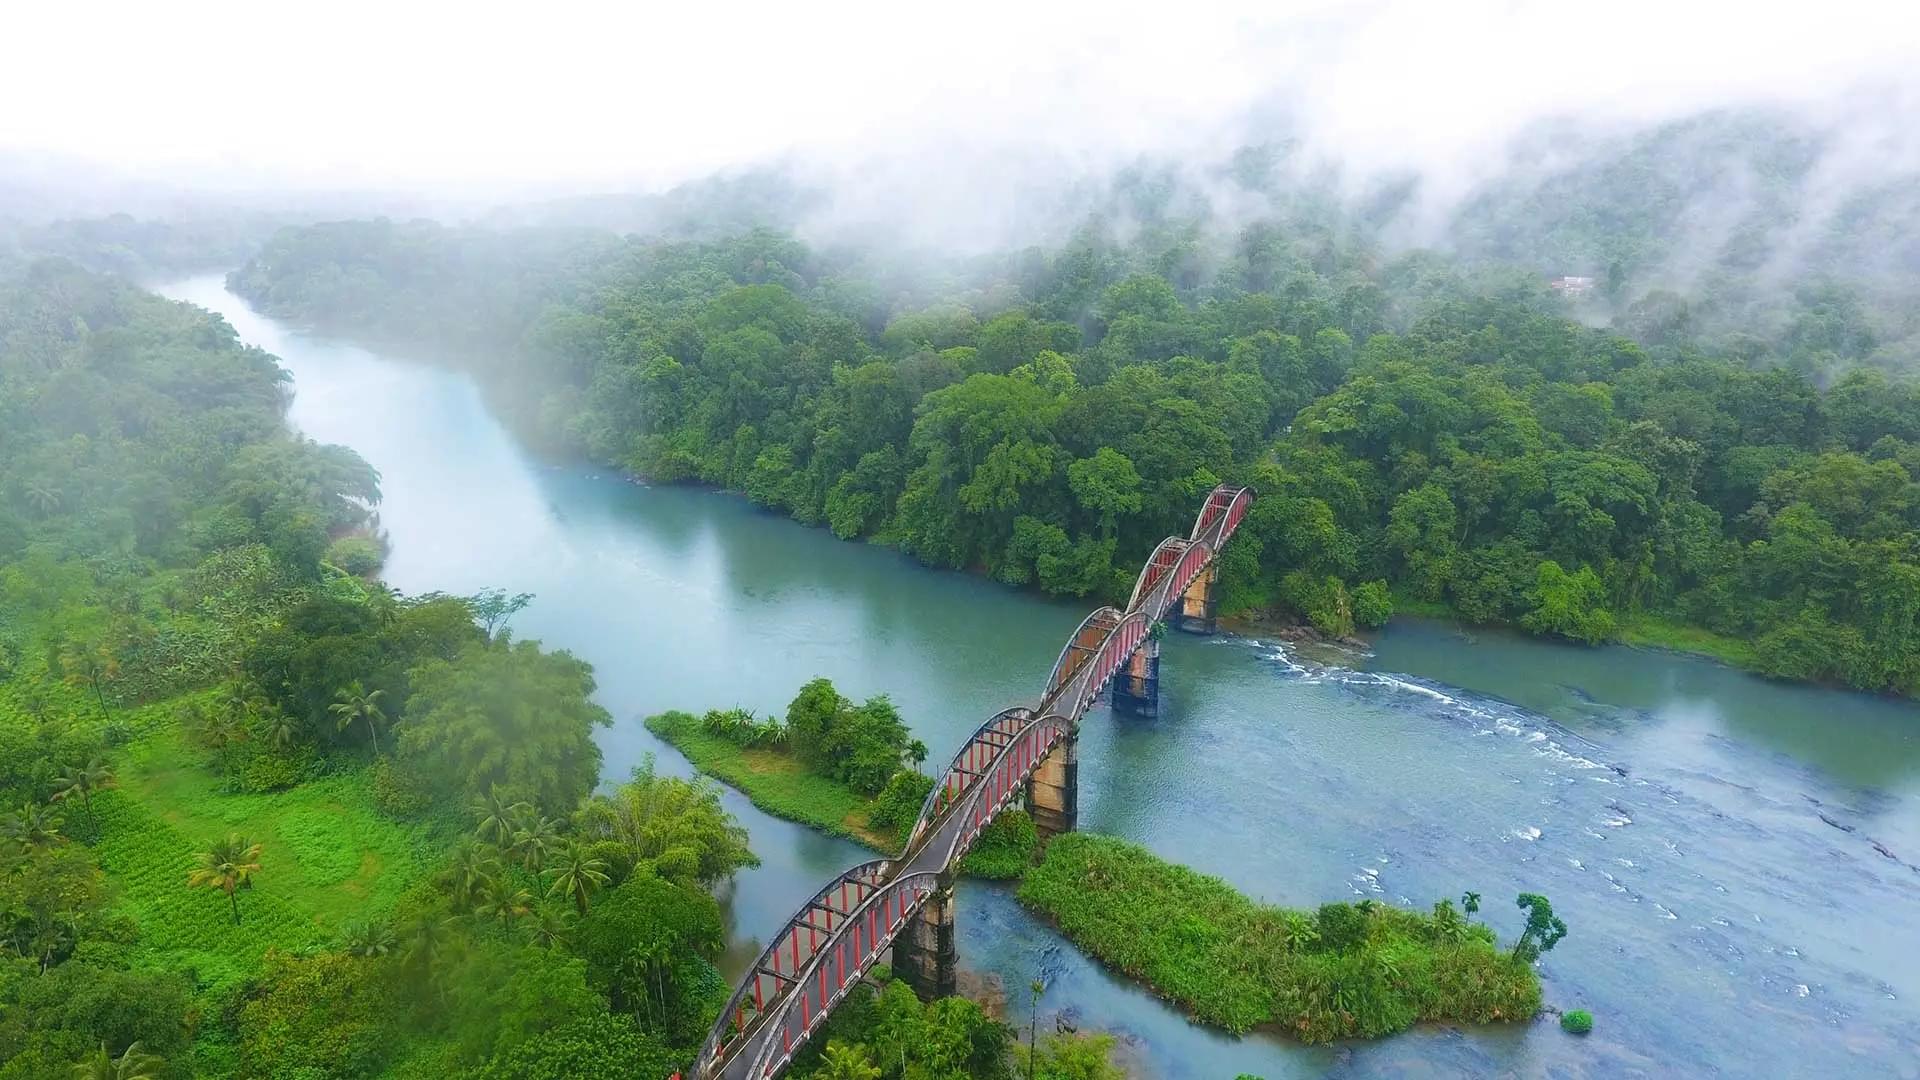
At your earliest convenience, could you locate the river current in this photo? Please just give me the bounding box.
[159,276,1920,1079]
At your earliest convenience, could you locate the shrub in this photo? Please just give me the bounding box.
[1561,1008,1593,1034]
[323,536,384,577]
[958,810,1037,880]
[1351,579,1393,628]
[234,742,318,793]
[370,757,433,818]
[865,769,933,834]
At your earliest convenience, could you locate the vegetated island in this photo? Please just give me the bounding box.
[648,679,1555,1044]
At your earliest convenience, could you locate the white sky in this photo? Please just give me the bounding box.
[3,0,1918,197]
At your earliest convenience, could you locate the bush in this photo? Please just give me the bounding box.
[1351,579,1393,628]
[958,810,1037,879]
[1561,1008,1593,1034]
[234,742,319,793]
[324,536,385,577]
[865,769,933,834]
[370,757,432,818]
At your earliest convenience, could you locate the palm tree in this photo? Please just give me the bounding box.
[1461,891,1481,919]
[50,757,114,838]
[437,841,501,912]
[24,480,61,518]
[907,739,929,774]
[257,707,301,750]
[342,919,397,958]
[188,701,249,776]
[475,874,535,929]
[2,802,66,850]
[471,786,530,847]
[188,834,263,925]
[71,1040,163,1079]
[59,638,118,713]
[508,811,560,871]
[543,841,610,916]
[817,1041,881,1080]
[524,902,573,950]
[366,583,403,628]
[328,681,388,755]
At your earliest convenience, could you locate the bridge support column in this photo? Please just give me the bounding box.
[1174,563,1220,635]
[1025,730,1078,842]
[1110,635,1160,716]
[895,874,957,1001]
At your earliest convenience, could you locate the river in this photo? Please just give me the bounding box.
[159,275,1920,1079]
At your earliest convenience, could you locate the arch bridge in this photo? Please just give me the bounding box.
[693,485,1253,1080]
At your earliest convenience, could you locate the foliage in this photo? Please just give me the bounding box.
[784,678,915,796]
[1560,1008,1594,1034]
[575,758,758,888]
[573,867,725,1044]
[398,638,609,815]
[229,220,1920,692]
[234,949,400,1078]
[864,769,933,836]
[790,977,1014,1080]
[1018,834,1541,1041]
[462,1012,678,1080]
[958,809,1038,880]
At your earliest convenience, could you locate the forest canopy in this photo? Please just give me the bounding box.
[230,206,1920,694]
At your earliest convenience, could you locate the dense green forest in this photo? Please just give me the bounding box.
[0,260,776,1076]
[231,203,1920,693]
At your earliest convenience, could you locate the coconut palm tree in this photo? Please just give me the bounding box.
[508,811,560,871]
[24,481,61,518]
[328,681,388,755]
[257,707,301,750]
[366,583,403,628]
[59,638,118,713]
[436,841,500,913]
[50,758,114,838]
[470,786,528,847]
[342,919,397,958]
[543,841,610,916]
[475,874,534,929]
[71,1040,163,1079]
[2,802,66,850]
[524,902,573,950]
[187,834,263,925]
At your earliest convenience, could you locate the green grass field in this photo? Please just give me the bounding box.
[4,676,439,992]
[645,711,893,847]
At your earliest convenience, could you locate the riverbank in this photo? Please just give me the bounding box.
[1019,834,1543,1042]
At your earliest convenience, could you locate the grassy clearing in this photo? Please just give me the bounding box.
[1618,614,1759,669]
[1017,833,1540,1042]
[4,679,441,992]
[647,711,893,847]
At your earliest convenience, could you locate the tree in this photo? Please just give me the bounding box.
[329,680,388,755]
[187,834,262,925]
[1513,892,1568,962]
[342,919,397,957]
[1067,448,1143,538]
[509,810,561,871]
[574,869,724,1040]
[399,640,609,814]
[50,757,114,838]
[473,785,532,847]
[468,588,535,638]
[2,802,66,850]
[575,759,756,888]
[544,841,610,915]
[70,1040,164,1080]
[1521,561,1616,644]
[59,636,119,712]
[818,1041,882,1080]
[1461,891,1481,919]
